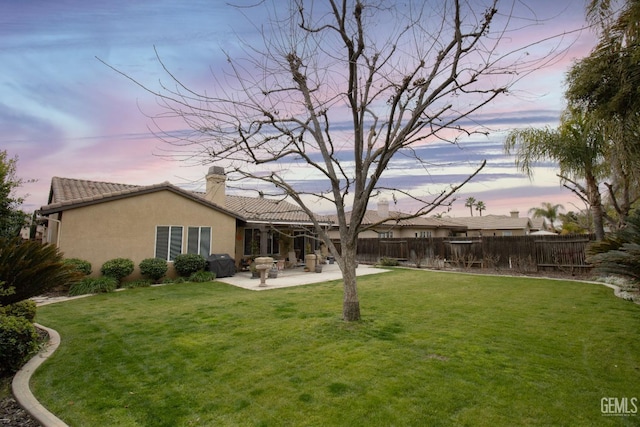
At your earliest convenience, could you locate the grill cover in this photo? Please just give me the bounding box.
[206,254,236,278]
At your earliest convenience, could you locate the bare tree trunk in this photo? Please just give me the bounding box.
[340,244,360,321]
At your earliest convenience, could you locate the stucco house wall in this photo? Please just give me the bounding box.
[55,190,237,278]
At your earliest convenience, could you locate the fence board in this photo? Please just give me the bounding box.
[330,234,595,272]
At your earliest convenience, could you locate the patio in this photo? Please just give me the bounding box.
[215,262,390,290]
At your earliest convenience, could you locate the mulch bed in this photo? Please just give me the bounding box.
[0,397,40,427]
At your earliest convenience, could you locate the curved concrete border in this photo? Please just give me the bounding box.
[12,323,69,427]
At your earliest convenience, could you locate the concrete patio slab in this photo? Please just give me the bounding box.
[215,262,390,290]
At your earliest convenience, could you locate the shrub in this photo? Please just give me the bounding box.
[379,257,400,267]
[0,237,82,306]
[0,315,39,376]
[174,254,207,277]
[188,271,216,283]
[0,300,37,322]
[162,277,186,285]
[63,258,92,276]
[69,277,118,296]
[587,210,640,282]
[139,258,168,283]
[122,279,152,289]
[100,258,134,284]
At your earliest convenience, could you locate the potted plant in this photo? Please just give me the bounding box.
[250,262,260,279]
[268,264,278,278]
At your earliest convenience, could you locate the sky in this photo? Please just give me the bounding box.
[2,0,599,218]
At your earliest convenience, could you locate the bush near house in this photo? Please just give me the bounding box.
[100,258,134,284]
[188,270,216,282]
[69,277,118,296]
[0,300,36,322]
[379,257,400,267]
[174,254,207,277]
[139,258,168,283]
[0,314,39,376]
[63,258,92,276]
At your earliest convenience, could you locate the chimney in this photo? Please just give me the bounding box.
[205,166,226,207]
[510,210,519,218]
[378,198,389,219]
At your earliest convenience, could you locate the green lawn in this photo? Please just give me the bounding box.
[32,270,640,426]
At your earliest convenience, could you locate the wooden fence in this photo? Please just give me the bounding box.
[331,234,596,273]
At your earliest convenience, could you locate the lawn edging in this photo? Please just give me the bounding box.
[12,323,69,427]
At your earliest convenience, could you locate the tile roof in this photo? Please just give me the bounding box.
[225,195,330,224]
[40,177,326,224]
[446,214,532,230]
[329,210,467,230]
[40,177,244,219]
[530,217,547,231]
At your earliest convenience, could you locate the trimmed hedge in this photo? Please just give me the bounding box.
[63,258,92,276]
[139,258,168,283]
[0,315,39,376]
[0,300,37,322]
[100,258,134,284]
[174,254,207,277]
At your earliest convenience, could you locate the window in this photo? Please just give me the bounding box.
[155,226,183,261]
[267,230,280,255]
[502,231,513,236]
[243,228,281,256]
[187,226,211,256]
[244,228,260,256]
[378,231,393,239]
[415,231,432,238]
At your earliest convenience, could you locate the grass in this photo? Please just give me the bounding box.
[32,270,640,426]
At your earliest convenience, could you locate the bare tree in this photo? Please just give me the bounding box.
[103,0,573,321]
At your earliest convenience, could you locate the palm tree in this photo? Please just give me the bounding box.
[475,201,486,216]
[529,202,564,231]
[464,197,476,216]
[505,107,608,239]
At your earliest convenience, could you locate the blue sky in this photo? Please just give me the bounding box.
[2,0,597,217]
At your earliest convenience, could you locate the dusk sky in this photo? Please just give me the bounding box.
[2,1,598,218]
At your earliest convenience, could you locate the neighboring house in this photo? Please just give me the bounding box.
[447,210,534,237]
[529,217,549,232]
[39,167,328,278]
[327,199,467,239]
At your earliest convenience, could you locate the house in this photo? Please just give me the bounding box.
[326,199,467,239]
[224,193,332,266]
[447,210,534,237]
[39,167,329,278]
